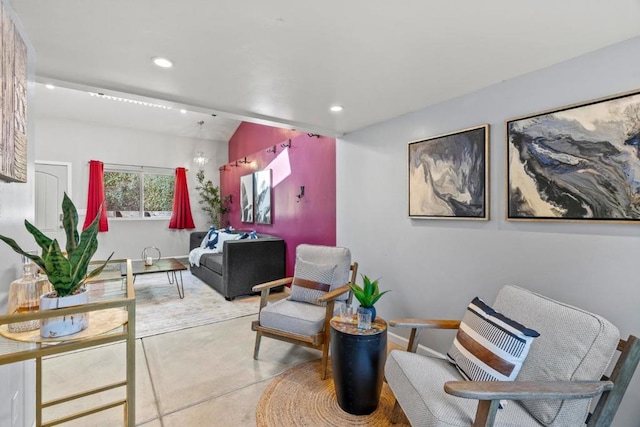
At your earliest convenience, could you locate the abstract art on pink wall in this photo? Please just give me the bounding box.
[240,174,254,223]
[254,170,271,224]
[0,2,28,183]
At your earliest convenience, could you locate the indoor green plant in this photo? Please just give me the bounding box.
[350,275,389,321]
[195,169,232,228]
[0,193,113,337]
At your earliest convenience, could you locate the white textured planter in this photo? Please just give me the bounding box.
[40,288,89,338]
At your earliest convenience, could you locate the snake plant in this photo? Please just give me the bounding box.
[350,275,389,308]
[0,193,113,297]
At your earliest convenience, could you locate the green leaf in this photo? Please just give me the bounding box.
[370,290,390,306]
[68,211,101,288]
[0,234,47,272]
[24,219,53,253]
[75,252,114,293]
[43,240,73,297]
[350,274,388,308]
[62,193,80,256]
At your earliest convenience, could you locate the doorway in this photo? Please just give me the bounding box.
[34,161,71,242]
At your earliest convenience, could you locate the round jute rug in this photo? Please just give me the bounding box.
[256,359,410,426]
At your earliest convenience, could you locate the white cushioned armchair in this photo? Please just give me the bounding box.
[385,285,640,426]
[251,244,358,379]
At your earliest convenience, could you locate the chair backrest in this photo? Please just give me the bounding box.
[296,244,352,300]
[492,285,620,426]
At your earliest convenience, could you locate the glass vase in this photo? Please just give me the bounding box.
[7,254,52,332]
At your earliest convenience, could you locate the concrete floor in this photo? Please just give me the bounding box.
[41,315,321,426]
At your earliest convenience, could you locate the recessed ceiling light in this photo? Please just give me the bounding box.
[330,105,343,112]
[180,109,187,114]
[152,57,173,68]
[45,84,55,90]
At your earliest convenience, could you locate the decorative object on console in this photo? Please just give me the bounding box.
[195,169,231,228]
[141,246,161,266]
[0,193,113,337]
[254,170,272,224]
[507,89,640,222]
[408,125,489,220]
[0,0,28,183]
[7,254,51,332]
[240,174,254,222]
[350,275,389,322]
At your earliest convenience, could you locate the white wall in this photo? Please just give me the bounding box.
[34,117,228,260]
[337,36,640,426]
[0,1,35,425]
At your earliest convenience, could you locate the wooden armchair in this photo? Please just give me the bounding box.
[385,285,640,426]
[251,244,358,379]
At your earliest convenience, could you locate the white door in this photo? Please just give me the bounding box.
[35,162,71,243]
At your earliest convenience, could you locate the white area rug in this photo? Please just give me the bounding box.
[133,271,260,338]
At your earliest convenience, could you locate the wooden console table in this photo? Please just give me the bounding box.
[0,259,136,426]
[330,315,387,415]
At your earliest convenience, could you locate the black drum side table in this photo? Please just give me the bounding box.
[330,315,387,415]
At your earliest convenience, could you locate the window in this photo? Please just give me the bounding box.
[104,167,174,218]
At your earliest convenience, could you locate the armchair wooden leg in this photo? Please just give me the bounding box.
[321,344,330,380]
[391,400,405,424]
[253,331,262,360]
[473,400,500,427]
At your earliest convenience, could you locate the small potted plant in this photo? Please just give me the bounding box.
[0,193,113,337]
[349,274,389,321]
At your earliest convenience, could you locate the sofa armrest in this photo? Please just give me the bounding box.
[190,231,208,251]
[222,237,286,300]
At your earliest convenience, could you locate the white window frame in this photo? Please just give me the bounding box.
[104,165,174,220]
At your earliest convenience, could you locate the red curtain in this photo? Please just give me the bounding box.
[169,167,195,229]
[83,160,109,232]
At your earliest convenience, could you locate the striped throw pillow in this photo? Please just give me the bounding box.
[447,297,540,382]
[288,258,337,306]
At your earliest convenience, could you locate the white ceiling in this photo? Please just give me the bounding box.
[10,0,640,138]
[32,83,241,142]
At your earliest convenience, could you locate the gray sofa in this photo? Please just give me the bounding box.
[189,231,286,300]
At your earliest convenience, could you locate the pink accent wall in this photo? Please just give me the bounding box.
[222,123,336,276]
[228,122,304,160]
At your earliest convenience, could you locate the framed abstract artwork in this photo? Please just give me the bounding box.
[0,3,28,183]
[254,169,272,224]
[240,174,254,223]
[507,89,640,223]
[408,125,489,220]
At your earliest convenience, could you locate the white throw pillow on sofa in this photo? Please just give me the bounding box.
[213,232,242,253]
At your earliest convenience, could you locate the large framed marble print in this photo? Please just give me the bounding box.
[507,89,640,223]
[408,125,489,220]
